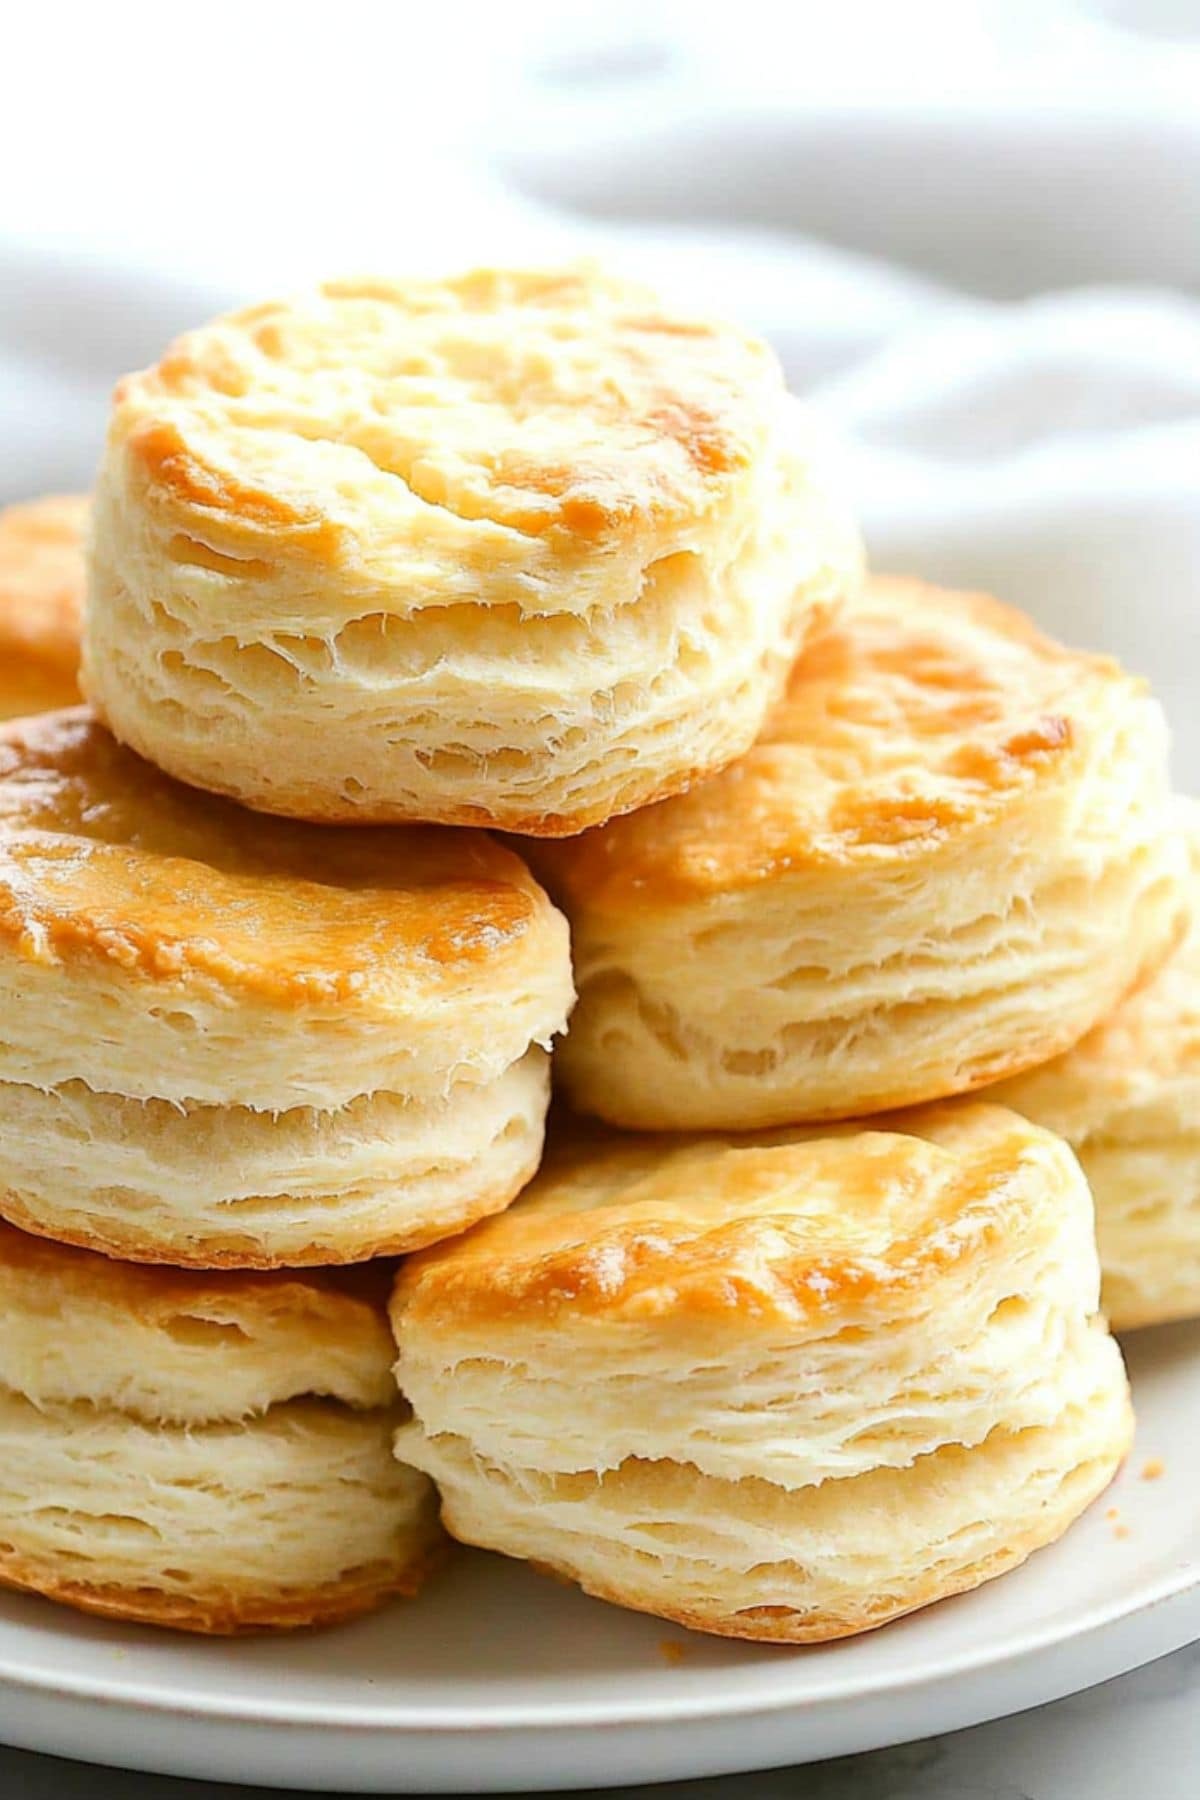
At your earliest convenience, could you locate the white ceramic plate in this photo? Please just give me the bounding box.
[0,1321,1195,1793]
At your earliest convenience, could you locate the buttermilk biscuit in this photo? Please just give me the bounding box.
[531,577,1186,1129]
[0,495,87,717]
[992,811,1200,1330]
[0,710,572,1266]
[83,268,861,833]
[393,1105,1131,1643]
[0,1220,442,1632]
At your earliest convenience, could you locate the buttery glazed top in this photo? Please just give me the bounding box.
[0,710,559,1005]
[393,1104,1080,1333]
[533,577,1142,910]
[0,495,87,707]
[109,267,783,567]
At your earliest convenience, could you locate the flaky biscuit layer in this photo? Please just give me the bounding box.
[0,710,571,1262]
[532,578,1186,1127]
[401,1364,1128,1643]
[0,1049,549,1267]
[84,268,861,831]
[393,1106,1130,1642]
[993,812,1200,1328]
[0,1221,442,1633]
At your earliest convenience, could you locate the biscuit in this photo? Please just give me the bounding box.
[0,495,87,717]
[83,268,861,833]
[531,577,1186,1128]
[992,809,1200,1330]
[0,1220,442,1633]
[0,710,573,1265]
[393,1105,1130,1643]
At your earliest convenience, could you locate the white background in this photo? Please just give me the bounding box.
[4,0,1200,762]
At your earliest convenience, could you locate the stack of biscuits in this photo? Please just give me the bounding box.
[0,267,1191,1643]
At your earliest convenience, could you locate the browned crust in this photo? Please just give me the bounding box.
[391,1103,1077,1335]
[0,496,88,712]
[0,1539,448,1637]
[531,577,1148,909]
[0,709,556,997]
[125,421,348,564]
[116,268,777,549]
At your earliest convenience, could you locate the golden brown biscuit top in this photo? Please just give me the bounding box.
[532,578,1136,910]
[0,494,87,699]
[111,268,781,556]
[393,1104,1071,1333]
[0,709,552,1002]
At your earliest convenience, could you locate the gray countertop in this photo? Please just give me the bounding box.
[4,1641,1196,1799]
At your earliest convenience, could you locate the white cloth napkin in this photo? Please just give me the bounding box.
[2,0,1196,766]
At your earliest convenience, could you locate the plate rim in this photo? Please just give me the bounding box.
[0,1544,1196,1735]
